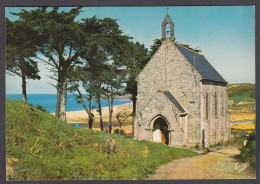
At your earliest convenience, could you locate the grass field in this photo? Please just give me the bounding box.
[229,110,255,122]
[230,122,255,130]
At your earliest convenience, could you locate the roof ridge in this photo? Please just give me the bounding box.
[175,42,204,56]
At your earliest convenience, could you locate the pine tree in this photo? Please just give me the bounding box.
[6,18,41,102]
[13,7,82,120]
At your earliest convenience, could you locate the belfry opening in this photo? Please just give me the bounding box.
[161,13,174,40]
[152,117,169,145]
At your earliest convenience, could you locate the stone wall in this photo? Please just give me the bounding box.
[134,38,230,147]
[200,81,230,147]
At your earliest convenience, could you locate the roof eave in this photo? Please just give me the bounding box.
[201,78,228,85]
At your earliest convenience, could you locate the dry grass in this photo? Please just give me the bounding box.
[231,122,255,130]
[93,125,133,134]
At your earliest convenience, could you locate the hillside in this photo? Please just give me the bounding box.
[227,83,255,107]
[6,99,198,180]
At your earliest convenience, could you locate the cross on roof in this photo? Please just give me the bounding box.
[166,6,169,14]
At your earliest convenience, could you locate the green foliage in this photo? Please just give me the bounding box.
[36,104,48,112]
[6,100,198,180]
[5,18,41,80]
[195,144,199,149]
[240,131,256,168]
[125,42,150,95]
[228,84,255,101]
[149,39,162,56]
[234,137,245,147]
[249,90,255,99]
[12,7,83,118]
[6,18,42,101]
[28,103,48,112]
[114,129,125,135]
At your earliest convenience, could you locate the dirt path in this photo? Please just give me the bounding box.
[147,147,256,179]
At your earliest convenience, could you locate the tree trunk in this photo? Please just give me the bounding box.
[109,111,112,133]
[88,113,94,129]
[88,93,93,129]
[20,58,27,102]
[76,88,94,129]
[119,124,122,135]
[55,73,62,118]
[21,73,27,102]
[97,95,103,131]
[131,95,137,137]
[109,97,114,133]
[60,70,67,121]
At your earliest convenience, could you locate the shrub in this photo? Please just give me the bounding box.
[36,104,47,112]
[240,131,256,168]
[114,129,125,135]
[195,144,199,149]
[27,102,47,112]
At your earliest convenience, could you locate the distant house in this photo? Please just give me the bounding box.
[134,14,231,147]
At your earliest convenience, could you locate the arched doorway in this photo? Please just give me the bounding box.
[152,117,169,145]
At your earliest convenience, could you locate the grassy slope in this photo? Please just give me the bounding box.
[6,99,198,180]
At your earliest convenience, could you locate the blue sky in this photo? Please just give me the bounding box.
[6,6,255,94]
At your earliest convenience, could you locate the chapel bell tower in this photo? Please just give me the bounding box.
[161,13,174,40]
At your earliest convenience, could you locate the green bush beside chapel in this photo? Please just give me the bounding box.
[240,131,256,168]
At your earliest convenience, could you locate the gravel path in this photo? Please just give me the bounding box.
[147,147,256,179]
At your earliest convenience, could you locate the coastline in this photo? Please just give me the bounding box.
[65,102,133,134]
[51,102,133,124]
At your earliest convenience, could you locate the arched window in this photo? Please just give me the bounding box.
[206,93,209,120]
[215,92,218,117]
[161,14,174,40]
[220,93,223,115]
[165,23,171,37]
[222,92,225,115]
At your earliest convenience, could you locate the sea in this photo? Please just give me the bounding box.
[6,94,131,113]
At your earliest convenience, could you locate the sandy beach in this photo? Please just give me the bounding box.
[52,103,133,134]
[66,103,132,122]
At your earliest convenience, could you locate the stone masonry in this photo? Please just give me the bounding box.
[134,14,231,147]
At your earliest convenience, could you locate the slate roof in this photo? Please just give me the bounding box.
[175,43,227,84]
[162,90,186,113]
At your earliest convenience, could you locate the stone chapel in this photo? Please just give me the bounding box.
[134,13,231,147]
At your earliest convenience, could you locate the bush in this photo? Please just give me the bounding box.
[28,102,47,112]
[233,137,245,146]
[36,104,47,112]
[240,132,256,168]
[114,128,125,135]
[195,144,199,149]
